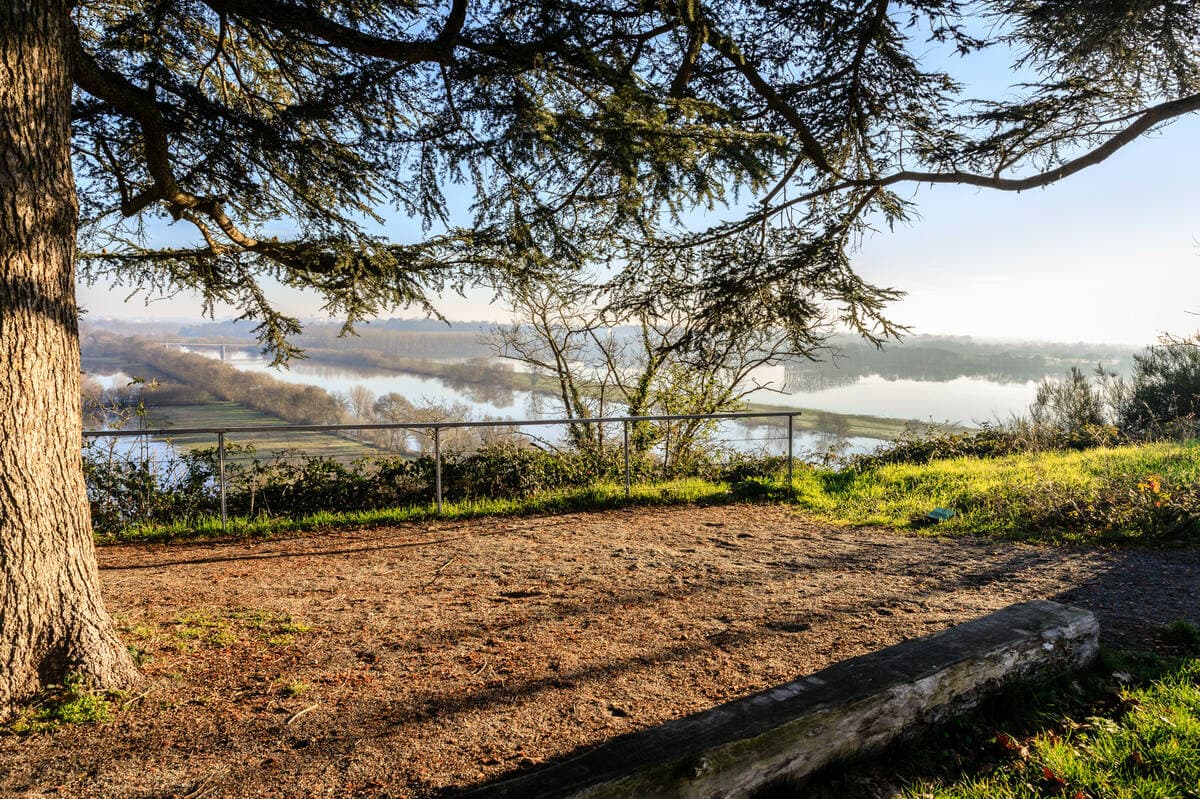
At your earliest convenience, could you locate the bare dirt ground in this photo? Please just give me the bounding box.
[2,504,1198,799]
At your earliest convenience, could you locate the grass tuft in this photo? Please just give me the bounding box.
[891,656,1200,799]
[4,674,116,735]
[278,681,311,698]
[1159,620,1200,656]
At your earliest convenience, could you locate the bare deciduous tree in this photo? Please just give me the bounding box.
[490,280,801,465]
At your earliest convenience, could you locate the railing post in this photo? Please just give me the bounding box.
[434,426,443,514]
[623,419,630,498]
[87,411,802,531]
[787,413,794,486]
[217,431,227,533]
[662,419,670,480]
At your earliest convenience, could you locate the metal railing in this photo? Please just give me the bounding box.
[83,410,801,531]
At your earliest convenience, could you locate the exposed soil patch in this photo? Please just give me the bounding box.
[3,504,1198,798]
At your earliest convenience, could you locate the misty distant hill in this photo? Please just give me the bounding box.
[82,317,1140,384]
[786,335,1136,384]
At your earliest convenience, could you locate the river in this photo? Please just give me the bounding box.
[85,344,1049,464]
[216,353,1038,423]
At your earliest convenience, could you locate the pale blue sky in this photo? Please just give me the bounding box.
[77,26,1200,347]
[853,113,1200,345]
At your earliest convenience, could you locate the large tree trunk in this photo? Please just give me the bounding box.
[0,0,140,715]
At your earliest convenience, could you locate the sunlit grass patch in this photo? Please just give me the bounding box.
[96,477,745,543]
[3,674,116,735]
[112,608,319,655]
[278,680,311,698]
[795,441,1200,543]
[896,657,1200,799]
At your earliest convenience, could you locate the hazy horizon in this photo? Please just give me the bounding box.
[81,314,1150,351]
[78,105,1200,350]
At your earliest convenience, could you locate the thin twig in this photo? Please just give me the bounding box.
[121,687,154,710]
[423,557,457,587]
[285,702,320,726]
[182,771,222,799]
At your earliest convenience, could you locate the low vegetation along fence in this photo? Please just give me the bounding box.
[83,411,802,535]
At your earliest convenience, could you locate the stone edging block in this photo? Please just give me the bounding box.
[461,599,1099,798]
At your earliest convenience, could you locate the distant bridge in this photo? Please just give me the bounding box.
[160,342,235,361]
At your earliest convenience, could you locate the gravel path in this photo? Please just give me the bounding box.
[2,504,1197,798]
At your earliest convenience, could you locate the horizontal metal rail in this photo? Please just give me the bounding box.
[81,410,799,439]
[83,409,801,531]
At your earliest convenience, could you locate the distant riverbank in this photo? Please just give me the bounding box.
[82,335,975,458]
[223,344,962,441]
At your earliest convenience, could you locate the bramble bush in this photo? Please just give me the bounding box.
[942,467,1200,543]
[1024,471,1200,541]
[83,440,215,532]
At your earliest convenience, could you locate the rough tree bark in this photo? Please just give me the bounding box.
[0,0,140,715]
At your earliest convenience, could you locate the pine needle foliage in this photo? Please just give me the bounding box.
[68,1,1200,357]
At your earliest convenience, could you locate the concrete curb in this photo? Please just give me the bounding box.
[460,599,1099,799]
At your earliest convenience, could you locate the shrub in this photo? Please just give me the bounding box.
[990,338,1200,444]
[1121,339,1200,438]
[1027,365,1123,432]
[84,439,787,535]
[954,469,1200,543]
[851,422,1122,471]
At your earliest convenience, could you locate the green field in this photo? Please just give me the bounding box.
[142,401,380,460]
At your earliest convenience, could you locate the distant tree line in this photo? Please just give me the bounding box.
[85,318,497,362]
[84,335,344,426]
[295,327,494,361]
[855,337,1200,470]
[785,337,1135,386]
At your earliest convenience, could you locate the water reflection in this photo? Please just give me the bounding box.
[782,368,862,392]
[86,354,887,460]
[157,341,1045,426]
[749,373,1038,426]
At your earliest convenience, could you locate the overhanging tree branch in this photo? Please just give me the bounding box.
[873,91,1200,192]
[679,5,838,176]
[199,0,468,65]
[720,90,1200,240]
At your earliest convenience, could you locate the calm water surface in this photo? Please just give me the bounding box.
[87,348,1044,459]
[221,355,1037,424]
